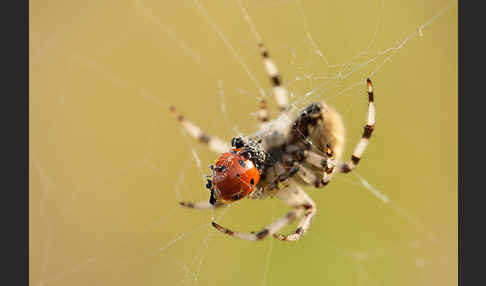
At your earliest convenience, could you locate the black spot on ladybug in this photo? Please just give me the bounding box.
[236,174,240,177]
[238,159,245,168]
[240,150,251,159]
[215,165,227,172]
[232,194,240,200]
[250,178,255,185]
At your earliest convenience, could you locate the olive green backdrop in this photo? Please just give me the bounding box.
[31,0,457,285]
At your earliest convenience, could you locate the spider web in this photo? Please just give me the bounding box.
[30,0,458,285]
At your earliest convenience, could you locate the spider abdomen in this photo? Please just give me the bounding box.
[310,101,346,161]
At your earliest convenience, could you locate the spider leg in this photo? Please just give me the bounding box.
[273,180,316,241]
[211,178,309,241]
[301,145,336,187]
[259,43,289,113]
[274,145,334,189]
[274,161,287,182]
[274,145,327,188]
[339,79,375,173]
[257,98,269,124]
[273,204,315,241]
[179,201,225,210]
[264,159,297,189]
[169,106,231,154]
[212,206,304,241]
[211,179,316,242]
[295,164,318,185]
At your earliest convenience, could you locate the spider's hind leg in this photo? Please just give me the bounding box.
[212,206,304,241]
[339,78,376,173]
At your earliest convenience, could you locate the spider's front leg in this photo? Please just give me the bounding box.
[179,171,222,209]
[169,106,231,154]
[211,170,304,241]
[272,180,317,241]
[212,180,316,242]
[211,206,304,241]
[273,202,315,241]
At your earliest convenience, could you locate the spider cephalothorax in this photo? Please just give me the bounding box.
[172,43,376,241]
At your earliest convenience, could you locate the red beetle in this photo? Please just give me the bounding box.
[209,148,261,204]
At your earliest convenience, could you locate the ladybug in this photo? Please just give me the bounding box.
[208,141,263,205]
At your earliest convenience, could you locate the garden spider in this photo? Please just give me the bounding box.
[170,43,375,241]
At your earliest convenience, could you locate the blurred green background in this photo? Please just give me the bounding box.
[30,0,457,285]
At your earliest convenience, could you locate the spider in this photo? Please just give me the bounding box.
[170,43,375,241]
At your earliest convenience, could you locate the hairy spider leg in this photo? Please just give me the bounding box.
[339,78,376,173]
[169,106,231,154]
[179,201,225,210]
[258,43,290,120]
[302,145,336,187]
[212,180,315,241]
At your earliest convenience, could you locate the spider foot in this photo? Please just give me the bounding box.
[211,221,233,235]
[273,227,305,241]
